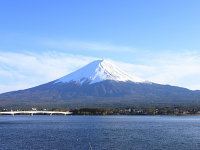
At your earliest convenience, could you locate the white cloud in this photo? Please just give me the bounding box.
[43,40,136,52]
[129,51,200,90]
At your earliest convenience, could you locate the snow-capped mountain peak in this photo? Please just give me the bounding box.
[55,59,145,84]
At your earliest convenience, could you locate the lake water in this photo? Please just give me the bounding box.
[0,115,200,150]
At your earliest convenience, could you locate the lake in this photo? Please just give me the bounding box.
[0,115,200,150]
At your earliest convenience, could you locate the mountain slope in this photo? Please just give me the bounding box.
[0,60,200,107]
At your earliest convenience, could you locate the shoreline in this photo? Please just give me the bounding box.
[1,114,200,116]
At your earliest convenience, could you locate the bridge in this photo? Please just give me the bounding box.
[0,111,72,116]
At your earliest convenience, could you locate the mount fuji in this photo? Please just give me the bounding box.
[0,60,200,107]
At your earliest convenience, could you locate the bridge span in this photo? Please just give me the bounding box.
[0,111,72,116]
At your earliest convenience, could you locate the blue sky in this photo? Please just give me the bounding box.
[0,0,200,93]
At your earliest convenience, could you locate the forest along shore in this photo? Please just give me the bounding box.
[1,107,200,115]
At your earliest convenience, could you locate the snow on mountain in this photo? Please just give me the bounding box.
[55,59,145,84]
